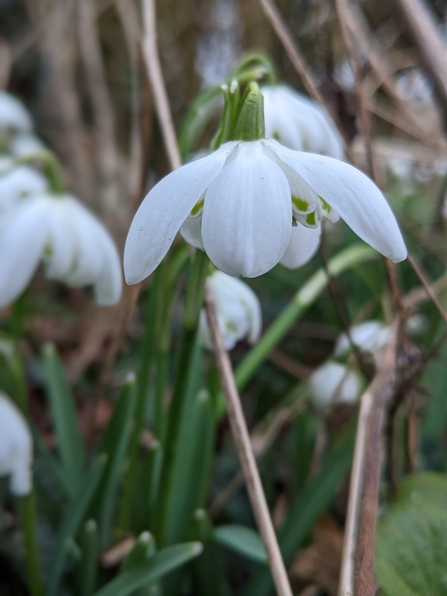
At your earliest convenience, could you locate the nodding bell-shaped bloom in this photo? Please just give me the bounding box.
[9,133,46,159]
[0,157,48,216]
[0,193,122,308]
[0,392,33,496]
[0,91,33,134]
[309,361,362,412]
[124,138,407,282]
[261,84,345,160]
[334,320,392,360]
[198,270,262,350]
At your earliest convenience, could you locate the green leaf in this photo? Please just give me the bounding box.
[78,519,99,596]
[93,374,137,547]
[93,542,203,596]
[42,343,85,496]
[376,475,447,596]
[47,455,107,596]
[214,525,267,564]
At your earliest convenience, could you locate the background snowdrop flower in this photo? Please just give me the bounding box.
[198,270,262,350]
[309,361,362,412]
[334,320,392,359]
[0,91,33,134]
[125,138,406,282]
[0,193,122,307]
[0,392,33,496]
[0,158,48,216]
[261,84,345,160]
[9,133,46,158]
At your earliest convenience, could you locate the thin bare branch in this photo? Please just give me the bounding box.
[407,252,447,324]
[141,0,181,170]
[77,0,120,214]
[255,0,354,162]
[204,281,293,596]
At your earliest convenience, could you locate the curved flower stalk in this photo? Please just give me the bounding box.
[0,392,33,496]
[309,361,362,412]
[261,84,344,160]
[199,270,262,350]
[125,138,407,282]
[0,91,33,135]
[0,157,48,216]
[0,193,122,308]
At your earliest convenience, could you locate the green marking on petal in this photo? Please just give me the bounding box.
[43,244,53,258]
[273,131,281,141]
[292,215,298,227]
[320,196,332,213]
[292,195,310,212]
[191,199,204,216]
[306,211,317,226]
[225,320,238,333]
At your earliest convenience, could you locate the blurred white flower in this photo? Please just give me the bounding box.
[334,320,392,359]
[261,84,344,160]
[199,270,262,350]
[396,69,433,108]
[0,193,122,307]
[9,133,46,158]
[125,139,406,282]
[309,361,362,412]
[0,91,33,134]
[0,392,33,496]
[0,157,48,216]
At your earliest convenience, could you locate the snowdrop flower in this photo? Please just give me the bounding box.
[0,392,33,496]
[334,320,392,359]
[198,270,262,350]
[125,138,406,282]
[0,157,48,216]
[310,361,362,412]
[0,91,32,134]
[0,193,122,308]
[261,84,344,160]
[9,133,46,158]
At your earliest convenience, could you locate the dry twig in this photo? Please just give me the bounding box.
[204,282,293,596]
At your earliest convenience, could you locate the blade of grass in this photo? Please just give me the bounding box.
[43,343,86,496]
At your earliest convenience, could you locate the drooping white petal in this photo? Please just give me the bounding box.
[0,91,33,133]
[334,320,389,357]
[310,361,362,412]
[9,133,46,158]
[43,200,76,278]
[92,228,123,306]
[202,141,292,277]
[0,199,50,308]
[0,392,33,496]
[280,224,321,269]
[0,166,49,214]
[199,271,262,350]
[265,140,407,263]
[124,142,238,284]
[180,212,205,250]
[62,199,108,286]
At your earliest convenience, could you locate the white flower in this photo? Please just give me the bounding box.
[124,139,407,282]
[9,133,46,158]
[0,193,122,307]
[0,392,33,496]
[261,84,344,160]
[0,91,33,133]
[309,361,362,412]
[0,158,48,216]
[199,270,262,350]
[334,320,392,359]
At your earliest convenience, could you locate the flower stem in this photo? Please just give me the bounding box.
[18,493,44,596]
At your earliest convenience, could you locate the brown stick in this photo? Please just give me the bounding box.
[141,0,181,170]
[255,0,354,162]
[393,0,447,119]
[204,282,293,596]
[353,333,398,595]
